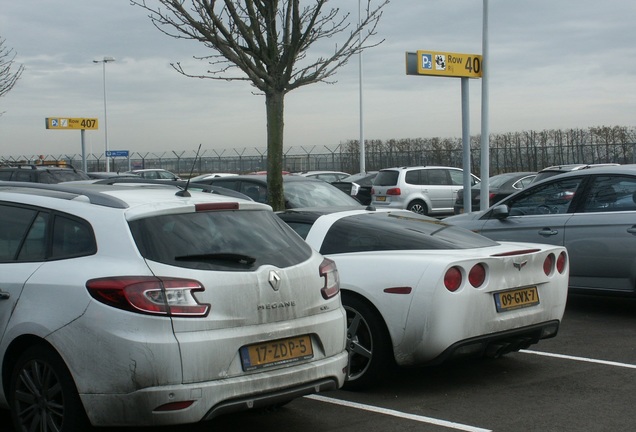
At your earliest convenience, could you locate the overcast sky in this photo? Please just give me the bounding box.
[1,0,635,159]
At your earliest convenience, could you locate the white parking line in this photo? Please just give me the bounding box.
[305,352,633,430]
[305,394,492,432]
[521,349,636,369]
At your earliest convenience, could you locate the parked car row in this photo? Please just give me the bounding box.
[2,162,632,430]
[1,164,481,217]
[193,166,483,217]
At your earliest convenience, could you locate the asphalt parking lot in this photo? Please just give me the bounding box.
[2,294,634,432]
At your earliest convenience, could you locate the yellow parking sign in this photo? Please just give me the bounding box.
[45,117,98,130]
[416,50,482,78]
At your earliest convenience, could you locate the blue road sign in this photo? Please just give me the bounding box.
[106,150,129,157]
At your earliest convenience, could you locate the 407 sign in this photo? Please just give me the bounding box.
[45,117,99,130]
[416,50,482,79]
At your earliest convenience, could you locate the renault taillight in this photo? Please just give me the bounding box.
[319,258,340,299]
[86,276,209,317]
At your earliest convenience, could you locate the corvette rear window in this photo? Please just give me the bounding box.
[320,212,497,254]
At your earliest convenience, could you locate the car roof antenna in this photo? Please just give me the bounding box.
[176,143,201,197]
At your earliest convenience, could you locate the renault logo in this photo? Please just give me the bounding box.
[269,270,281,291]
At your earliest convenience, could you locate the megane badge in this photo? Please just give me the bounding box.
[269,270,281,291]
[513,260,528,271]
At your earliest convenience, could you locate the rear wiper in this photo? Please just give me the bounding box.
[175,253,256,265]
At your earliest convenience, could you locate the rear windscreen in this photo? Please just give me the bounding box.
[129,209,312,271]
[373,171,399,186]
[320,212,498,254]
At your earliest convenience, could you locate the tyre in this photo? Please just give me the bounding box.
[407,200,428,215]
[342,293,393,391]
[9,345,90,432]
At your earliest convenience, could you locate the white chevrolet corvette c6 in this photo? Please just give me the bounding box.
[277,208,569,390]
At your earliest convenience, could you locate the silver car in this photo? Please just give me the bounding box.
[371,166,480,216]
[445,165,636,296]
[0,182,347,431]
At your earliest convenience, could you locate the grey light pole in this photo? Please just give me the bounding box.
[480,1,490,210]
[93,56,115,172]
[358,0,365,174]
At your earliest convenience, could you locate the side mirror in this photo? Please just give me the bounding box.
[491,204,510,220]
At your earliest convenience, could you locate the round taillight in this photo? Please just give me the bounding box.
[557,251,567,274]
[444,266,462,292]
[543,254,555,276]
[468,263,486,288]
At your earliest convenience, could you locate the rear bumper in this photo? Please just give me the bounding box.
[81,350,348,427]
[424,320,560,366]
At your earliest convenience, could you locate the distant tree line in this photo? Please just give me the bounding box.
[338,125,636,176]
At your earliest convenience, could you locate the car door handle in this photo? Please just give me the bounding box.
[538,228,558,237]
[0,290,10,300]
[627,226,636,235]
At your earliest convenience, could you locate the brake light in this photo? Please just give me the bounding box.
[556,251,567,274]
[195,202,239,211]
[444,266,462,292]
[386,188,401,196]
[86,276,210,317]
[543,254,555,276]
[319,258,340,299]
[492,249,540,257]
[468,263,486,288]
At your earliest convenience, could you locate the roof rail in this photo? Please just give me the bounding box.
[0,182,129,208]
[91,178,252,200]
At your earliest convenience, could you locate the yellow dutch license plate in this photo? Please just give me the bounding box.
[376,196,386,202]
[494,287,539,312]
[240,335,313,371]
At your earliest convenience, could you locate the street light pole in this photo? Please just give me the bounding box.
[93,56,115,172]
[358,0,366,174]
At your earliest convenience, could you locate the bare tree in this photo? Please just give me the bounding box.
[131,0,389,210]
[0,37,25,113]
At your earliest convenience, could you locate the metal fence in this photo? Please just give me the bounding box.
[3,126,635,178]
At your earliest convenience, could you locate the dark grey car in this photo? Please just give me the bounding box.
[445,165,636,296]
[196,174,363,208]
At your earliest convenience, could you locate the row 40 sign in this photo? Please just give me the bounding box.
[45,117,99,130]
[416,50,482,79]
